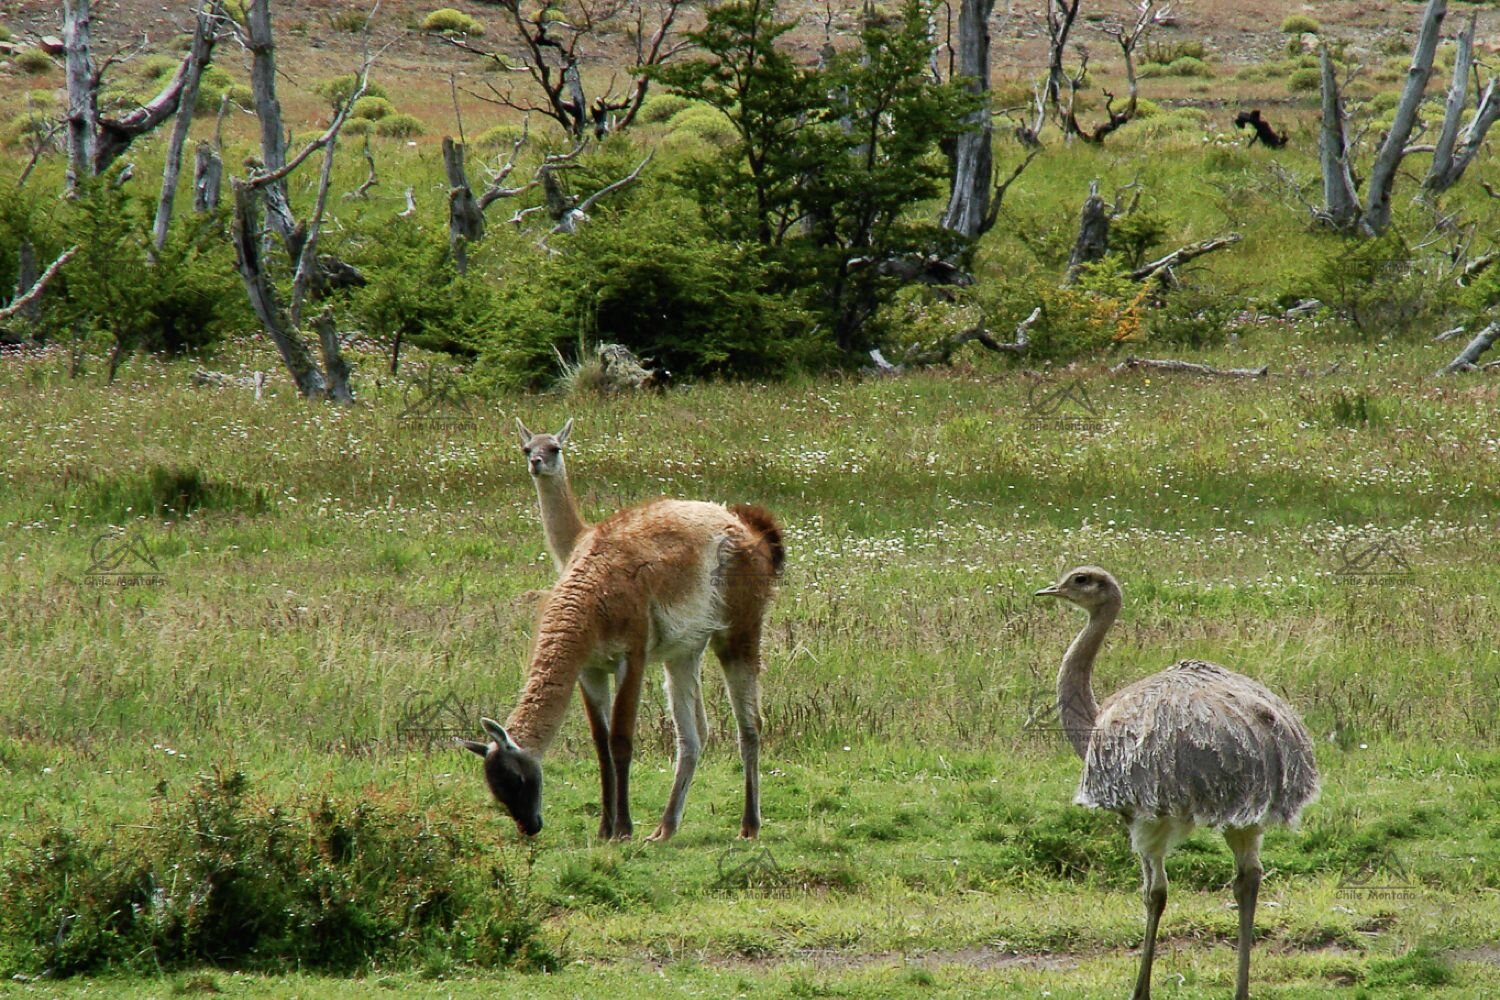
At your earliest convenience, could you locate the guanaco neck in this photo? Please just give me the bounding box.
[503,583,602,755]
[1056,596,1119,760]
[533,467,588,572]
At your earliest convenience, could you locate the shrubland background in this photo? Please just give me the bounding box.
[1,0,1499,996]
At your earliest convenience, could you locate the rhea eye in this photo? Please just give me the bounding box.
[1072,574,1088,585]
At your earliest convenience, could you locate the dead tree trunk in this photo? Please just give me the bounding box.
[1436,320,1500,374]
[443,137,485,274]
[1361,0,1445,235]
[1423,11,1500,193]
[1318,46,1360,230]
[1044,0,1083,134]
[940,0,995,239]
[194,141,223,212]
[62,0,97,196]
[232,182,329,399]
[152,2,218,250]
[312,308,353,403]
[247,0,297,248]
[1065,180,1111,283]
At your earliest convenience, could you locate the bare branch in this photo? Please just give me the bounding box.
[1111,356,1268,378]
[1129,233,1243,283]
[0,246,79,321]
[1436,320,1500,374]
[555,149,654,232]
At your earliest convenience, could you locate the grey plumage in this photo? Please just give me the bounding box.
[1082,659,1318,830]
[1037,566,1317,1000]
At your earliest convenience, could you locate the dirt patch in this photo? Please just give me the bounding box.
[1453,945,1500,967]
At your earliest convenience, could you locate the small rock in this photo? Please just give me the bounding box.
[39,35,66,56]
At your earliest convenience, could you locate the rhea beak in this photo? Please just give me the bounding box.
[1035,584,1063,598]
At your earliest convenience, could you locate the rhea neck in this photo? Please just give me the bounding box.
[532,465,587,571]
[1056,593,1120,760]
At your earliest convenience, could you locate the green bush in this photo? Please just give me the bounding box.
[341,117,375,136]
[313,73,388,108]
[376,113,426,138]
[15,48,54,75]
[2,111,55,149]
[329,8,371,32]
[1140,55,1213,78]
[347,216,501,358]
[470,194,826,387]
[637,93,695,124]
[422,8,485,35]
[375,113,429,138]
[1287,67,1322,93]
[195,64,236,113]
[475,123,527,147]
[666,105,737,147]
[0,770,557,976]
[1280,14,1320,34]
[351,95,396,120]
[1308,234,1454,338]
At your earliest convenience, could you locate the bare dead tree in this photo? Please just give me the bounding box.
[62,0,226,196]
[1043,0,1084,131]
[1317,46,1360,230]
[1130,233,1243,285]
[229,0,382,403]
[940,0,996,238]
[152,1,223,251]
[347,137,380,200]
[1065,178,1126,282]
[1361,0,1446,235]
[448,0,689,137]
[1315,0,1469,235]
[1067,1,1172,144]
[1423,10,1500,193]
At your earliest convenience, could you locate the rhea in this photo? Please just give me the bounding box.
[460,498,783,842]
[1035,567,1317,1000]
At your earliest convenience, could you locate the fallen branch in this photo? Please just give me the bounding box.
[1432,325,1468,342]
[0,245,79,321]
[1129,233,1243,283]
[1110,356,1268,378]
[888,306,1041,368]
[1436,321,1500,374]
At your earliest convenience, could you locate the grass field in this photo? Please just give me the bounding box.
[3,328,1498,996]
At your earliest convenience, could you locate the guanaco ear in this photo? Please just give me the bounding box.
[455,737,489,757]
[515,418,533,446]
[481,717,522,752]
[556,418,573,446]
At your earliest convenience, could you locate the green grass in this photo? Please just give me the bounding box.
[2,336,1499,994]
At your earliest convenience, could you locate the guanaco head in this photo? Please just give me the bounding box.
[516,418,572,479]
[1035,565,1123,613]
[458,717,544,837]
